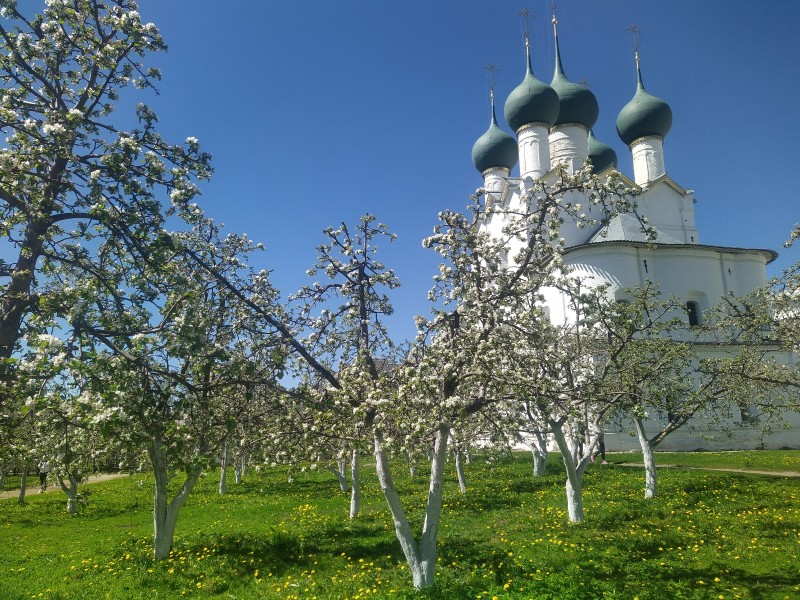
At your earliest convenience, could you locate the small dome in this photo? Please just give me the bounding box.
[504,43,560,132]
[616,67,672,146]
[587,130,617,173]
[472,102,518,173]
[550,37,599,129]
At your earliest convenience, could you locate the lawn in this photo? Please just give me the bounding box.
[1,451,798,599]
[616,450,800,472]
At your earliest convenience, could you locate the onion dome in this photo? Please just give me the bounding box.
[587,130,617,173]
[472,93,518,173]
[616,63,672,146]
[504,39,560,132]
[550,30,598,129]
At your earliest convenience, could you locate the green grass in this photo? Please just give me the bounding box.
[612,450,800,472]
[1,452,799,599]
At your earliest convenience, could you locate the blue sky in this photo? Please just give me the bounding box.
[134,0,800,343]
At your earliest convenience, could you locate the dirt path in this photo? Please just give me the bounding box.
[614,462,800,478]
[0,472,128,500]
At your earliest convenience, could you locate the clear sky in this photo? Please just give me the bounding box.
[130,0,800,343]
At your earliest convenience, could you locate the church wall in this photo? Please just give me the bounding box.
[635,185,698,244]
[605,345,800,452]
[563,244,769,316]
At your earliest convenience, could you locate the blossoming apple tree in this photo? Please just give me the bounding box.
[0,0,210,397]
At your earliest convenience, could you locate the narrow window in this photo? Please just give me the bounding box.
[686,301,700,327]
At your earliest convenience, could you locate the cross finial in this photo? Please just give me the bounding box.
[551,1,558,36]
[483,63,500,93]
[483,64,501,115]
[518,7,534,46]
[626,24,641,67]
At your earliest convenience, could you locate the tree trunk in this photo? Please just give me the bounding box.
[327,465,348,492]
[149,437,201,560]
[17,462,28,505]
[373,425,449,590]
[634,416,657,499]
[532,447,547,476]
[349,451,360,520]
[0,220,46,360]
[551,421,590,524]
[565,475,583,523]
[56,473,81,514]
[327,452,348,492]
[454,446,467,493]
[404,450,417,478]
[526,432,549,476]
[234,448,243,485]
[218,440,228,495]
[418,425,449,587]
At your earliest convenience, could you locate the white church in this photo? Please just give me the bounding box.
[469,21,799,451]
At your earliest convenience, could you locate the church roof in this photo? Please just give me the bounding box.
[589,213,683,244]
[472,95,518,173]
[504,39,560,132]
[565,238,778,264]
[550,32,598,129]
[616,62,672,146]
[587,131,617,173]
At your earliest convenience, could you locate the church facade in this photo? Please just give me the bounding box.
[469,23,798,450]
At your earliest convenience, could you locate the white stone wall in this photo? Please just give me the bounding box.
[630,136,666,185]
[549,124,590,174]
[517,123,551,181]
[634,182,699,244]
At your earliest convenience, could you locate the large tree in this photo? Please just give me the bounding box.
[67,214,284,558]
[0,0,210,377]
[368,165,637,588]
[288,214,400,519]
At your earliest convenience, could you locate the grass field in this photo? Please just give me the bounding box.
[1,451,798,599]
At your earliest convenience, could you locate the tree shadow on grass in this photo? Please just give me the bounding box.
[603,559,800,599]
[507,473,561,495]
[318,519,399,560]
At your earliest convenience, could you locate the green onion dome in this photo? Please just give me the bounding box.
[550,36,598,129]
[616,65,672,146]
[504,42,560,132]
[472,100,518,173]
[587,130,617,173]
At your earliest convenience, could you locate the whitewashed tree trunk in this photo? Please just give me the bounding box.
[17,463,28,505]
[240,452,247,477]
[349,451,360,519]
[454,446,467,493]
[550,421,592,524]
[234,448,243,485]
[327,465,348,492]
[328,452,348,492]
[218,440,228,495]
[634,416,657,499]
[465,444,472,465]
[521,432,549,476]
[404,450,418,478]
[532,447,547,476]
[56,473,81,514]
[373,424,449,590]
[149,437,201,560]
